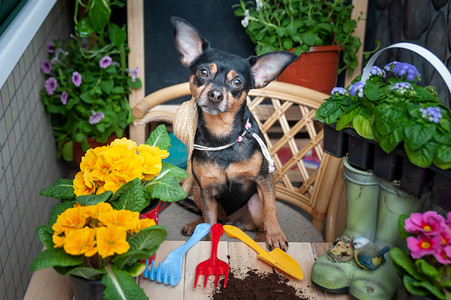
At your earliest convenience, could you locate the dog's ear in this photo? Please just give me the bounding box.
[171,16,210,67]
[248,51,297,88]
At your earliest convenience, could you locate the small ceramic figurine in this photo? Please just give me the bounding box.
[353,237,390,270]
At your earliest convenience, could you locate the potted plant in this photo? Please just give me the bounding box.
[30,125,189,299]
[390,211,451,299]
[233,0,362,93]
[40,0,141,162]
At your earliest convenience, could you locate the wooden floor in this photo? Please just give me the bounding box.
[24,241,350,300]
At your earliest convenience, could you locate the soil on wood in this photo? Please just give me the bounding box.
[211,268,309,300]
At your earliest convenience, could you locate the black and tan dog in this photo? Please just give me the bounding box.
[171,17,296,251]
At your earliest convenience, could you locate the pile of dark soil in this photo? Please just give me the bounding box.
[211,268,309,300]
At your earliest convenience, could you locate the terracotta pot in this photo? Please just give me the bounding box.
[278,45,343,94]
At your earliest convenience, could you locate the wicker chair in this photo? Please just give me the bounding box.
[130,81,344,241]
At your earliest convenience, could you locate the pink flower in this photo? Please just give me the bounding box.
[99,56,112,69]
[89,111,104,124]
[40,59,52,74]
[405,211,446,235]
[438,228,451,246]
[44,77,57,95]
[47,42,55,53]
[433,246,451,265]
[407,233,441,259]
[72,72,82,87]
[128,67,139,82]
[60,91,68,105]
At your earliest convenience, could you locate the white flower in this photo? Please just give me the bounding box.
[241,9,250,28]
[256,0,263,11]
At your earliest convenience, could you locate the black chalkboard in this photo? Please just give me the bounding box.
[144,0,256,96]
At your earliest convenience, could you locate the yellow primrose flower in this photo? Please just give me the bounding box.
[52,233,65,248]
[73,170,96,196]
[63,227,97,257]
[90,202,114,219]
[98,209,137,232]
[103,173,127,193]
[96,226,130,258]
[102,144,136,168]
[110,158,144,183]
[110,138,137,151]
[80,148,99,172]
[89,154,110,183]
[52,207,86,235]
[137,145,168,180]
[135,218,156,232]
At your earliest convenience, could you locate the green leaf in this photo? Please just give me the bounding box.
[30,248,83,271]
[127,78,142,89]
[65,267,105,281]
[433,143,451,169]
[75,17,95,38]
[36,225,54,249]
[374,104,403,136]
[144,165,188,201]
[398,214,411,240]
[415,259,441,282]
[364,80,385,101]
[403,275,434,297]
[102,265,147,300]
[76,191,113,206]
[146,124,172,151]
[389,247,423,281]
[62,141,74,162]
[89,0,111,34]
[40,178,76,199]
[112,250,153,270]
[100,79,114,94]
[377,126,404,153]
[404,122,435,151]
[80,92,93,104]
[129,225,167,251]
[108,23,127,47]
[114,178,147,212]
[299,31,317,46]
[352,114,375,140]
[336,107,359,131]
[404,139,436,168]
[411,279,446,299]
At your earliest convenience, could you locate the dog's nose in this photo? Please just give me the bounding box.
[207,89,223,102]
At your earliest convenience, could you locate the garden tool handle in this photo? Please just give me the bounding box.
[361,42,451,94]
[210,223,223,265]
[223,225,266,256]
[180,223,211,255]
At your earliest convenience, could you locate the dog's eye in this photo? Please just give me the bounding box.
[198,69,209,77]
[232,78,243,88]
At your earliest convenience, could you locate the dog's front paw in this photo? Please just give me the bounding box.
[265,230,289,252]
[180,223,197,236]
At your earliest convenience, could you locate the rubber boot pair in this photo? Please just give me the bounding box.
[311,157,421,299]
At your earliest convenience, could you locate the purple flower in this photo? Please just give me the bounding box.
[391,82,413,90]
[127,67,140,82]
[370,66,385,77]
[72,71,82,87]
[89,111,105,124]
[386,62,420,81]
[47,42,55,53]
[40,59,52,74]
[60,91,68,105]
[99,56,112,69]
[330,87,347,95]
[349,81,365,98]
[44,77,57,95]
[420,106,443,124]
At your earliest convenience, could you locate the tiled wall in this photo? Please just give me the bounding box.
[0,1,72,299]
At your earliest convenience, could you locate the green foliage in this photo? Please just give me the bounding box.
[233,0,362,75]
[315,62,451,170]
[40,0,141,162]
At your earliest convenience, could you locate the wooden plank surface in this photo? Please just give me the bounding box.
[23,267,73,300]
[25,241,350,299]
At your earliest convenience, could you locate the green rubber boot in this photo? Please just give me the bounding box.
[349,180,421,300]
[311,158,380,293]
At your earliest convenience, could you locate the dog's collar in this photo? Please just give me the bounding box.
[193,119,275,173]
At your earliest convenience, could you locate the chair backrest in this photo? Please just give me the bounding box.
[130,81,343,241]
